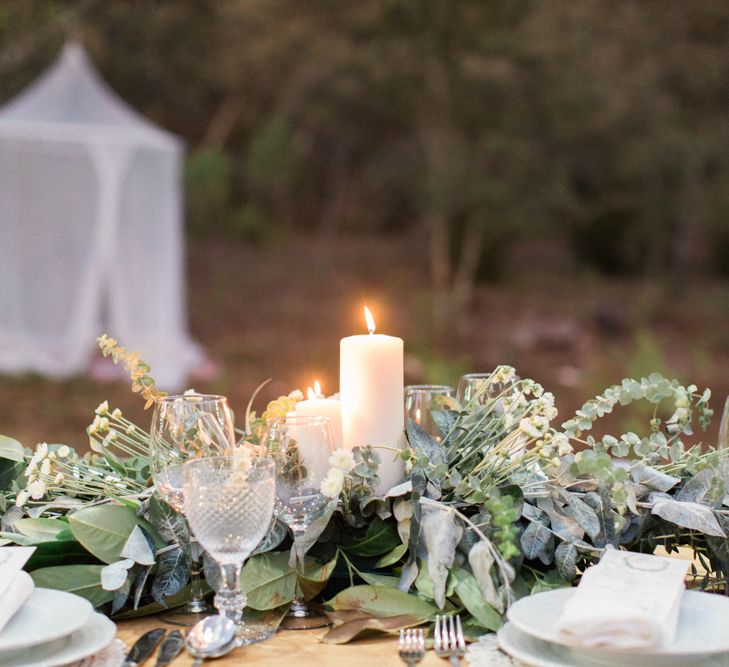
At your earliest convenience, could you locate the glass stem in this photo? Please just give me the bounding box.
[290,527,309,617]
[214,562,246,626]
[187,538,207,614]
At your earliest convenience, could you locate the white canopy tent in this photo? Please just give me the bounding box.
[0,42,201,390]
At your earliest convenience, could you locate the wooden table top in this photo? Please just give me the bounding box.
[116,617,447,666]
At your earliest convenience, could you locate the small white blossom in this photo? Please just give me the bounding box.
[28,479,46,500]
[15,490,29,507]
[552,433,573,456]
[492,366,516,385]
[40,459,51,476]
[287,389,304,402]
[320,468,345,498]
[126,424,136,435]
[95,401,110,416]
[54,473,65,485]
[57,445,70,458]
[31,442,49,465]
[519,416,549,439]
[111,408,122,420]
[328,448,355,472]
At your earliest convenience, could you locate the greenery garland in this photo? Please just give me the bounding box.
[0,337,727,643]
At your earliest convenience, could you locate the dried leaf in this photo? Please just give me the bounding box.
[651,498,726,537]
[420,503,462,608]
[468,539,503,612]
[321,613,425,644]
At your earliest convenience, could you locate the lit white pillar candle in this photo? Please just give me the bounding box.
[295,381,344,450]
[340,306,404,494]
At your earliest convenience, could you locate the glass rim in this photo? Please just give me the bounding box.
[264,414,331,425]
[458,373,492,380]
[405,384,455,392]
[183,455,275,469]
[156,393,229,403]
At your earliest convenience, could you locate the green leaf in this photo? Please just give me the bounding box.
[374,543,408,569]
[151,547,190,606]
[326,585,437,620]
[30,565,113,608]
[450,567,501,631]
[26,540,99,571]
[562,493,601,540]
[357,571,401,588]
[520,521,553,561]
[0,459,24,492]
[343,517,400,557]
[299,555,338,600]
[0,435,24,462]
[406,420,446,466]
[14,518,71,542]
[241,551,297,610]
[68,505,140,564]
[0,531,43,546]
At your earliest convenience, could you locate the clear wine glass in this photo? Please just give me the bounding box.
[183,456,276,645]
[719,396,729,450]
[150,393,235,623]
[262,415,335,630]
[404,384,455,441]
[456,372,520,406]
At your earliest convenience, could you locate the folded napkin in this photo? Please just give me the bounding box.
[0,546,36,633]
[555,549,689,651]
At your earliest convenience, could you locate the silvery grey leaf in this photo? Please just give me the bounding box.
[101,558,134,591]
[397,559,419,593]
[651,498,726,537]
[522,502,550,525]
[468,539,503,612]
[151,547,190,606]
[630,464,680,493]
[555,542,578,582]
[520,520,553,562]
[561,492,600,540]
[407,420,446,466]
[385,481,412,498]
[148,496,189,544]
[111,571,134,614]
[120,525,155,565]
[420,502,462,608]
[0,506,22,531]
[537,496,584,542]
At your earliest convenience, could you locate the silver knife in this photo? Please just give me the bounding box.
[123,628,166,667]
[155,630,185,667]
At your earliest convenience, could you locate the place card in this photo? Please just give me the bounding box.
[0,546,35,594]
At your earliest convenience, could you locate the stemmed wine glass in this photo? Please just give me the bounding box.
[183,456,276,645]
[262,415,335,630]
[150,393,235,622]
[404,384,455,440]
[456,372,520,406]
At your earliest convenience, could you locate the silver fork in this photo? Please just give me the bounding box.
[434,614,466,666]
[399,628,426,666]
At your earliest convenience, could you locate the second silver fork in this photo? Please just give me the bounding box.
[399,628,426,667]
[434,614,466,666]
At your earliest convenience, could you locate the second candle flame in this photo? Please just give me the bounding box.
[364,306,376,335]
[307,380,323,400]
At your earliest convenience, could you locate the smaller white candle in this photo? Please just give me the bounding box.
[295,381,343,450]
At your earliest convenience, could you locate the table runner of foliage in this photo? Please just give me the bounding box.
[0,337,727,643]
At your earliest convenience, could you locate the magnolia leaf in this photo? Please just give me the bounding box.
[147,496,189,544]
[298,555,338,600]
[651,499,726,537]
[520,521,553,562]
[101,558,135,591]
[0,435,24,462]
[0,459,24,493]
[555,542,578,582]
[406,420,446,466]
[631,464,679,493]
[358,571,401,587]
[676,464,729,507]
[252,519,287,556]
[561,493,600,540]
[344,517,400,557]
[420,503,462,608]
[13,517,70,542]
[120,526,155,566]
[326,585,436,619]
[468,540,503,612]
[242,551,297,610]
[133,565,153,610]
[151,547,190,606]
[398,560,419,593]
[111,571,135,615]
[415,561,456,600]
[31,565,113,608]
[375,543,408,569]
[322,612,425,644]
[450,567,501,631]
[68,505,140,564]
[385,481,413,498]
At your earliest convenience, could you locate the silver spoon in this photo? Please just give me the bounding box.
[185,615,238,667]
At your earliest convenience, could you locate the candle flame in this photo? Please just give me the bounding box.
[415,408,421,424]
[364,306,376,335]
[308,380,323,400]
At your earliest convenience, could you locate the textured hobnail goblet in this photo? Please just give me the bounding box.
[183,455,276,645]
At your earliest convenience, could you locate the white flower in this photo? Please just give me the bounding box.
[287,389,304,402]
[328,448,355,472]
[95,401,109,416]
[232,445,253,473]
[111,408,122,420]
[552,433,573,456]
[54,473,65,485]
[31,442,49,465]
[15,490,29,507]
[97,417,110,433]
[492,366,516,385]
[28,479,46,500]
[105,430,118,443]
[519,416,549,439]
[320,468,345,498]
[40,459,51,476]
[57,445,70,458]
[126,424,136,435]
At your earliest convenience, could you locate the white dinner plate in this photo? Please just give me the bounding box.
[497,622,729,667]
[0,612,115,667]
[507,588,729,665]
[0,588,92,652]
